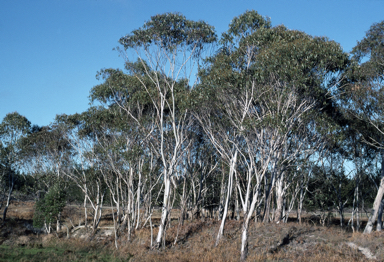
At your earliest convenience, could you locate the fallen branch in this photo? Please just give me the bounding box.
[347,242,377,260]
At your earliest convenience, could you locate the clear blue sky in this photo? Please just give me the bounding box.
[1,0,383,127]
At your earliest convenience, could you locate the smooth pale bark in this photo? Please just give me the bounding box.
[275,193,284,223]
[92,184,100,230]
[240,188,260,261]
[350,181,360,232]
[377,199,384,231]
[298,186,306,224]
[2,174,14,223]
[274,176,284,223]
[180,175,187,226]
[56,213,61,232]
[154,173,171,248]
[174,175,188,245]
[215,151,237,246]
[235,187,240,221]
[364,176,384,233]
[127,167,134,241]
[263,167,277,223]
[83,194,88,229]
[218,165,226,220]
[110,196,118,249]
[240,218,250,262]
[364,152,384,234]
[92,182,104,231]
[135,169,142,229]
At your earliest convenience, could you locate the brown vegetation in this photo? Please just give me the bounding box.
[1,202,383,261]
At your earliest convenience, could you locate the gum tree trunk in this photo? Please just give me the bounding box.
[377,199,384,231]
[2,172,14,223]
[274,175,285,223]
[364,177,384,233]
[154,171,171,248]
[364,152,384,233]
[215,151,237,246]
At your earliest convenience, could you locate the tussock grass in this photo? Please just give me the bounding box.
[1,202,382,261]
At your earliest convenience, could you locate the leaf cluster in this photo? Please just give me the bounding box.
[33,183,67,228]
[119,12,216,53]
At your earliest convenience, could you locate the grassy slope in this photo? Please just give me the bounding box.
[0,244,128,262]
[0,202,382,261]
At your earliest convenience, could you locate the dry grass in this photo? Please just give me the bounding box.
[123,219,371,262]
[1,202,383,261]
[5,201,35,220]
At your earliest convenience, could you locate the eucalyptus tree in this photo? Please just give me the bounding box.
[194,12,274,253]
[338,117,378,231]
[90,68,163,240]
[0,112,31,222]
[71,106,153,237]
[344,20,384,233]
[196,10,349,260]
[0,143,9,212]
[322,149,353,227]
[97,13,217,248]
[245,27,348,225]
[181,129,219,223]
[52,111,122,231]
[20,125,72,183]
[20,122,75,231]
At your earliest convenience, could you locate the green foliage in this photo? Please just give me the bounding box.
[221,10,271,45]
[119,12,216,52]
[33,184,67,229]
[0,112,31,165]
[342,21,384,149]
[352,21,384,79]
[0,112,31,140]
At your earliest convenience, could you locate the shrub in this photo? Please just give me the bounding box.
[33,183,66,229]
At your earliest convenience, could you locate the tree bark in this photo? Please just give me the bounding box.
[263,190,272,223]
[364,176,384,233]
[215,151,237,246]
[274,177,284,223]
[154,172,171,248]
[218,164,226,220]
[2,174,14,223]
[83,191,88,229]
[377,199,384,231]
[240,217,250,262]
[364,152,384,234]
[56,212,62,232]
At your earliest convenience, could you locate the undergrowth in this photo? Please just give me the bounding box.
[1,202,381,261]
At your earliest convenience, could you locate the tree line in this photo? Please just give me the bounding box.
[1,10,384,261]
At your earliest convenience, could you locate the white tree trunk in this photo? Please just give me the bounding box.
[377,199,384,231]
[240,218,250,262]
[83,194,88,229]
[154,172,171,248]
[364,152,384,234]
[56,212,62,232]
[2,175,14,223]
[274,177,284,223]
[215,151,237,246]
[364,177,384,233]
